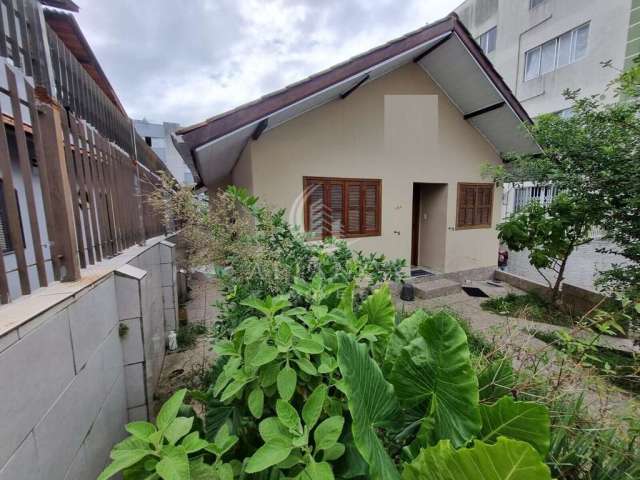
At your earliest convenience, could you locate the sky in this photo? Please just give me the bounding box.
[73,0,462,127]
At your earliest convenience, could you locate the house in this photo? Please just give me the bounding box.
[174,13,539,278]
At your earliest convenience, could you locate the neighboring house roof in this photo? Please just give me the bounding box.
[44,9,127,115]
[175,13,539,187]
[39,0,79,12]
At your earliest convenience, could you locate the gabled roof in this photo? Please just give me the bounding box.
[44,9,127,115]
[175,13,539,187]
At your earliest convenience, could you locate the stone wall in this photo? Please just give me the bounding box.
[0,237,176,479]
[494,269,607,314]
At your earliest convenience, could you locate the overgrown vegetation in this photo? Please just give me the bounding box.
[484,59,640,324]
[533,329,639,394]
[482,292,574,327]
[176,323,208,351]
[103,187,639,479]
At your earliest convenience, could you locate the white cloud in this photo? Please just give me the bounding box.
[74,0,462,126]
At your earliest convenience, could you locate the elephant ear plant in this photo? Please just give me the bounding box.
[100,278,554,479]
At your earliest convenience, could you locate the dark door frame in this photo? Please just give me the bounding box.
[411,183,420,266]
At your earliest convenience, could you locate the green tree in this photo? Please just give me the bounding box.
[497,194,595,303]
[485,60,640,298]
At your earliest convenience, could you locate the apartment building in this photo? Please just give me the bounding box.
[133,119,194,184]
[455,0,637,117]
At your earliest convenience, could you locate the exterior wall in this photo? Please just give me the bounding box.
[455,0,633,116]
[0,237,176,479]
[133,119,191,183]
[418,184,448,271]
[242,64,502,273]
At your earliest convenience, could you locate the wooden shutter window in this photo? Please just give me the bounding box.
[456,183,494,229]
[304,177,381,238]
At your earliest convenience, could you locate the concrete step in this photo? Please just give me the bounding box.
[412,278,461,300]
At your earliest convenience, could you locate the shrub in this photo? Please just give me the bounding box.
[102,278,559,479]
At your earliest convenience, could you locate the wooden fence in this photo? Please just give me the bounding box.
[0,64,168,304]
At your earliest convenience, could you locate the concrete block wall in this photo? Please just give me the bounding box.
[0,238,177,479]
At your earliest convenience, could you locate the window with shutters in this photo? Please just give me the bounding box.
[456,183,494,229]
[303,177,381,239]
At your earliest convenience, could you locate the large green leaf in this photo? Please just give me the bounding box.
[156,445,190,480]
[336,332,400,480]
[359,284,395,335]
[245,437,293,473]
[477,358,515,403]
[383,309,429,376]
[389,311,481,448]
[479,396,550,456]
[402,437,552,479]
[156,389,187,431]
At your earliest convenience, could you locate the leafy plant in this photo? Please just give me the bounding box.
[98,389,237,480]
[496,194,595,303]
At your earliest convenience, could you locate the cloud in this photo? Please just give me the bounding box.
[74,0,462,126]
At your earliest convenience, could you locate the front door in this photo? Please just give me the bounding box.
[411,184,420,266]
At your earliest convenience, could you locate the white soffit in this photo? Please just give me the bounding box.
[194,32,539,186]
[417,34,539,154]
[193,33,450,185]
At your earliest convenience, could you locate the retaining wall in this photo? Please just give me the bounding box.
[0,236,177,479]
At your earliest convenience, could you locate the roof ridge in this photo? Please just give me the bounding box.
[177,13,456,136]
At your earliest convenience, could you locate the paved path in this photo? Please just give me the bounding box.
[155,272,221,411]
[396,281,638,421]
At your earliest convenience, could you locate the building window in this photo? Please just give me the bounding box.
[456,183,493,229]
[477,26,497,54]
[303,177,381,239]
[524,23,590,81]
[529,0,545,9]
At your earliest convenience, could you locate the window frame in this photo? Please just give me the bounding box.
[303,176,381,239]
[456,182,494,230]
[523,22,590,81]
[477,26,497,54]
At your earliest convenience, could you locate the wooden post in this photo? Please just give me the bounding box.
[38,102,81,282]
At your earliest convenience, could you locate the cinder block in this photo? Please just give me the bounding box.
[68,278,118,371]
[159,242,174,264]
[162,285,174,308]
[128,405,148,422]
[101,326,124,395]
[33,342,105,480]
[84,374,127,480]
[164,307,177,331]
[0,309,75,467]
[161,263,174,287]
[0,329,18,354]
[0,433,41,480]
[63,445,89,480]
[115,271,143,321]
[124,363,146,408]
[120,318,143,365]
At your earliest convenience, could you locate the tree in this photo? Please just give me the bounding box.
[497,194,595,303]
[485,59,640,298]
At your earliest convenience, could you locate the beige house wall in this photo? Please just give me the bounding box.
[418,184,448,272]
[230,63,503,273]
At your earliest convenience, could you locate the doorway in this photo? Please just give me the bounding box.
[410,183,448,271]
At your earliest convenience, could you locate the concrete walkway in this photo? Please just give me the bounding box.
[154,273,221,411]
[396,280,638,421]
